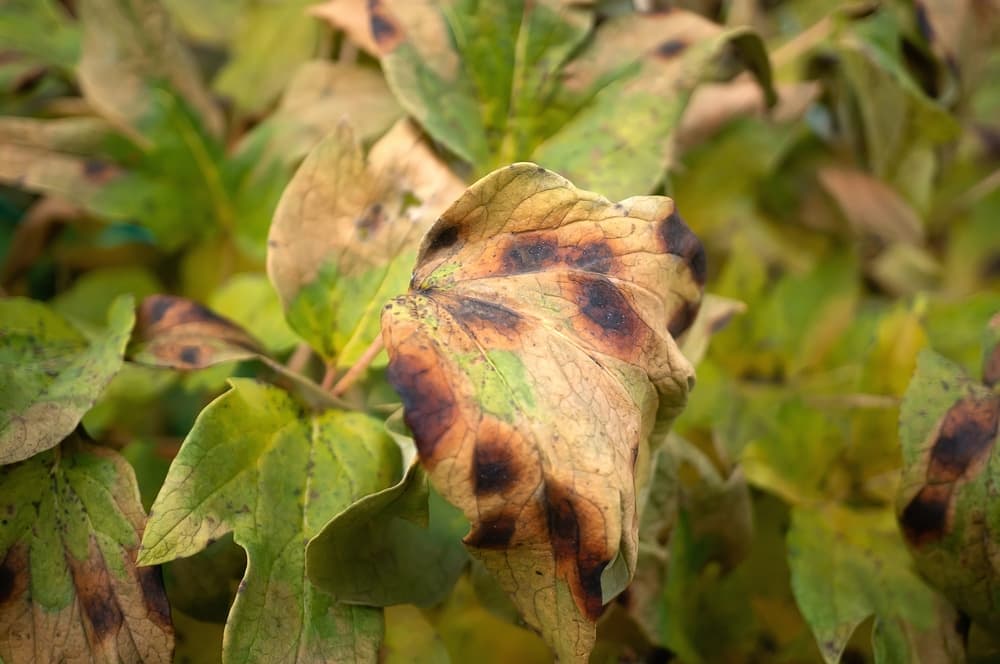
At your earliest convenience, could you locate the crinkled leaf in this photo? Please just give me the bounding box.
[268,121,463,367]
[896,348,1000,632]
[0,430,174,662]
[0,295,134,465]
[212,1,321,115]
[789,504,964,664]
[139,379,401,663]
[307,425,468,608]
[381,163,703,660]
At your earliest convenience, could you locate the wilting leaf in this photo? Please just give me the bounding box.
[0,430,174,663]
[381,163,703,660]
[0,295,134,465]
[896,348,1000,632]
[268,121,463,367]
[139,379,400,662]
[789,504,964,664]
[307,422,468,608]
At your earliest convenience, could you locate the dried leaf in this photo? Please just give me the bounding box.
[381,163,703,660]
[0,295,134,465]
[818,167,925,244]
[0,430,174,663]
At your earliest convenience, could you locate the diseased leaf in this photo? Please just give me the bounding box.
[307,421,468,608]
[0,429,174,663]
[896,348,1000,633]
[139,379,400,663]
[0,295,134,465]
[268,121,463,367]
[381,163,703,660]
[789,504,964,664]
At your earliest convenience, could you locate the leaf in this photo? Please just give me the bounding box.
[534,11,775,198]
[268,121,463,367]
[132,294,336,411]
[307,421,468,608]
[0,295,134,465]
[380,163,704,660]
[0,0,79,71]
[896,348,1000,632]
[365,0,592,169]
[78,0,223,141]
[818,167,925,244]
[0,429,174,663]
[208,274,300,355]
[212,1,322,115]
[788,504,964,664]
[139,379,401,663]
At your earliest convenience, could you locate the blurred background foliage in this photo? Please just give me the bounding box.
[1,0,998,662]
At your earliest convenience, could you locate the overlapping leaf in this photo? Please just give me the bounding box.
[896,346,1000,633]
[268,120,463,368]
[0,430,174,663]
[381,163,704,660]
[139,379,401,662]
[0,295,134,465]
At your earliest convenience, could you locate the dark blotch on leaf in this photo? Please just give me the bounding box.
[81,582,124,641]
[927,394,1000,482]
[900,485,951,546]
[464,514,517,549]
[984,343,1000,387]
[569,243,614,274]
[386,350,456,461]
[501,235,558,274]
[668,300,701,337]
[368,0,401,49]
[473,437,518,494]
[544,480,608,620]
[137,565,172,627]
[573,274,641,347]
[656,39,687,58]
[179,345,202,366]
[0,548,18,605]
[425,224,460,254]
[658,212,707,285]
[146,297,173,325]
[449,297,522,332]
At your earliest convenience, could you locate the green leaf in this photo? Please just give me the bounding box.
[51,266,163,333]
[896,348,1000,633]
[307,426,468,608]
[0,0,79,71]
[268,122,463,368]
[139,379,401,662]
[788,504,964,664]
[369,0,592,169]
[0,430,174,662]
[0,295,135,465]
[212,1,322,115]
[208,273,300,355]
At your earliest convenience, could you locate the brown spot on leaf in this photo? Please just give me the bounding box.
[355,202,387,237]
[386,349,456,462]
[473,436,519,494]
[667,300,701,337]
[80,577,123,642]
[927,394,1000,483]
[658,211,706,285]
[900,484,951,547]
[656,39,687,58]
[543,479,609,620]
[137,565,172,628]
[368,0,403,51]
[448,297,523,333]
[501,235,559,274]
[465,514,517,549]
[566,242,614,274]
[179,346,202,367]
[425,223,460,255]
[571,274,642,352]
[984,344,1000,387]
[82,159,120,184]
[0,545,26,606]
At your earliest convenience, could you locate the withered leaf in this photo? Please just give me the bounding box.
[0,429,173,663]
[381,163,703,661]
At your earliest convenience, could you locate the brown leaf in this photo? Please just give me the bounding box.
[818,167,925,244]
[381,163,703,661]
[309,0,379,56]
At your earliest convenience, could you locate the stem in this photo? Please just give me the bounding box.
[285,343,312,374]
[321,364,337,391]
[330,336,385,397]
